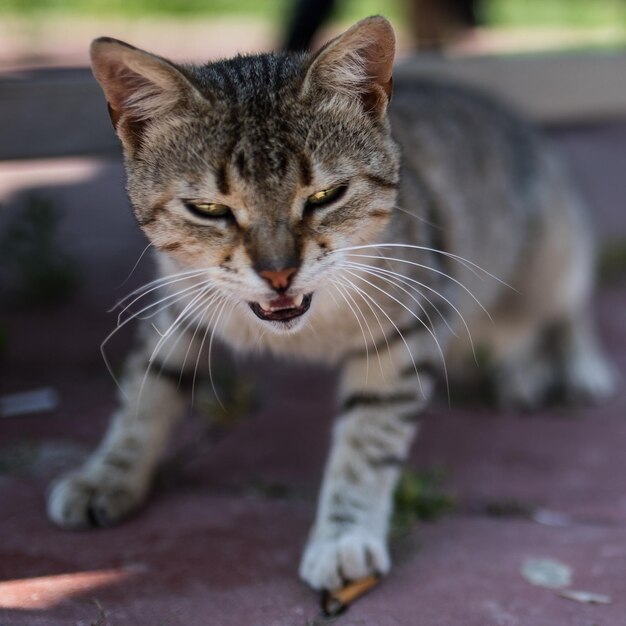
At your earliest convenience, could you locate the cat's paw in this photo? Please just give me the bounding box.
[47,470,144,530]
[561,350,618,405]
[493,357,553,411]
[299,530,390,590]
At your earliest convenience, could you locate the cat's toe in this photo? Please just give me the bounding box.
[47,472,142,530]
[299,530,390,591]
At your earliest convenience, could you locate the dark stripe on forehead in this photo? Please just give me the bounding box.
[259,53,271,84]
[298,151,313,186]
[215,162,230,195]
[216,64,237,99]
[235,150,247,179]
[234,61,247,88]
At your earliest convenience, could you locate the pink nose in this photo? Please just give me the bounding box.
[259,267,297,291]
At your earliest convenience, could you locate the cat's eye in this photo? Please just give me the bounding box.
[184,201,233,220]
[305,184,348,211]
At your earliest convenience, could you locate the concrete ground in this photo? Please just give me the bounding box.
[1,120,626,625]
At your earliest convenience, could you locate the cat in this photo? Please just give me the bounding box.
[47,16,615,592]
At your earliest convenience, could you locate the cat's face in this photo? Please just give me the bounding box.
[92,17,399,333]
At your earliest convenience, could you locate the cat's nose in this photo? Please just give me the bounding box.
[259,267,298,292]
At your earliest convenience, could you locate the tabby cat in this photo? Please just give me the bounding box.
[47,16,615,591]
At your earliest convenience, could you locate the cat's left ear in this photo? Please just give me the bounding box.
[302,15,395,116]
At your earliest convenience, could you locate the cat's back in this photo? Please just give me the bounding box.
[386,72,589,313]
[388,74,543,198]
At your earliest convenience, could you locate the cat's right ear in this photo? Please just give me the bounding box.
[302,16,396,117]
[90,38,202,152]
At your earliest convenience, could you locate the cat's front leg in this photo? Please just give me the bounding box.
[47,313,200,529]
[300,334,439,590]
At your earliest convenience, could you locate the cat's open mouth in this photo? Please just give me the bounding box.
[249,293,312,322]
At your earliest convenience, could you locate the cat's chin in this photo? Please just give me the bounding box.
[248,293,313,332]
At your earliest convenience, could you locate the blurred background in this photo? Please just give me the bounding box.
[1,0,626,68]
[1,0,626,296]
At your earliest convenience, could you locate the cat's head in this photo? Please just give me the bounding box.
[91,16,399,333]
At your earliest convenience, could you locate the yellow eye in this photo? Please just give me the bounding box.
[185,201,232,219]
[305,184,348,209]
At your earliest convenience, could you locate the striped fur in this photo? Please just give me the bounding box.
[47,16,615,592]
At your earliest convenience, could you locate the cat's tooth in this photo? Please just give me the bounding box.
[259,300,272,312]
[293,294,304,307]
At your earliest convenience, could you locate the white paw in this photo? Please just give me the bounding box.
[47,470,145,530]
[299,529,390,590]
[563,352,618,405]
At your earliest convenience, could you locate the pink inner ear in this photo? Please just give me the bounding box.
[91,41,187,124]
[306,17,396,114]
[360,40,394,100]
[99,60,161,117]
[341,24,395,113]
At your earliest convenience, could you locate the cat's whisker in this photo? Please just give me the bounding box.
[333,276,387,381]
[334,273,394,385]
[342,261,441,337]
[341,267,450,400]
[390,204,440,229]
[102,272,216,395]
[157,289,223,389]
[307,316,322,341]
[341,261,457,370]
[190,300,217,409]
[179,292,223,386]
[336,272,429,383]
[119,242,154,287]
[207,297,232,412]
[147,285,218,364]
[327,281,372,383]
[112,267,209,313]
[347,260,477,377]
[343,260,478,363]
[190,293,231,409]
[190,293,228,408]
[115,281,205,339]
[151,323,166,338]
[133,282,213,323]
[335,274,425,398]
[149,288,217,363]
[134,288,218,419]
[333,242,515,291]
[343,252,493,323]
[253,326,269,351]
[118,273,213,326]
[101,283,212,395]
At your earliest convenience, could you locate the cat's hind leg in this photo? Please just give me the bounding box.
[488,317,557,411]
[550,308,617,405]
[487,181,616,410]
[490,308,616,411]
[485,278,616,410]
[47,313,203,529]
